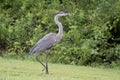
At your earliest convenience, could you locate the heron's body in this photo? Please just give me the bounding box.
[29,33,56,55]
[29,11,69,74]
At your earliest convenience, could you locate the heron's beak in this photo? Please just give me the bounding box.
[66,12,70,15]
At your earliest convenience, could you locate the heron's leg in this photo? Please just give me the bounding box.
[45,50,49,74]
[36,54,46,69]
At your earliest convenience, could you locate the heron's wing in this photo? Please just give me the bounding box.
[29,33,56,55]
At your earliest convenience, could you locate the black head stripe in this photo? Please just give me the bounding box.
[56,11,69,15]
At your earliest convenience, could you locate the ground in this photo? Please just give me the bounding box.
[0,57,120,80]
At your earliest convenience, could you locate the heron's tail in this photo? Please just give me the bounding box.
[28,51,33,56]
[28,48,35,55]
[28,44,38,55]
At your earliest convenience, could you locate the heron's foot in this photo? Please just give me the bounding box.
[42,68,45,71]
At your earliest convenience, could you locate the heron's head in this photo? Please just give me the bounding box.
[56,11,70,16]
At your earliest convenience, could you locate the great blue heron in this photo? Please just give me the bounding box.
[29,11,69,74]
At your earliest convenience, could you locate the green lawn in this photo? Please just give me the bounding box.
[0,57,120,80]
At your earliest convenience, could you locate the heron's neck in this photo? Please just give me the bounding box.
[54,15,63,41]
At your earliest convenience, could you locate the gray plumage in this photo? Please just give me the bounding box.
[29,11,69,74]
[29,33,56,55]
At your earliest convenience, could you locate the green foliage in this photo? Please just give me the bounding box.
[0,0,120,67]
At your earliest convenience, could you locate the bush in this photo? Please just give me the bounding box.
[0,0,120,67]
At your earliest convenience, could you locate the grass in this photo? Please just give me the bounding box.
[0,57,120,80]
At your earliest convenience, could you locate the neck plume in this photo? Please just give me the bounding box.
[54,15,63,41]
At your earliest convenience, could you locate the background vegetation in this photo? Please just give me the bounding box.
[0,0,120,67]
